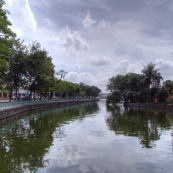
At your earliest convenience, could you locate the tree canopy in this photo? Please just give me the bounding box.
[0,0,16,77]
[54,81,101,99]
[106,73,144,104]
[0,38,101,100]
[106,63,172,105]
[0,1,101,100]
[138,63,163,94]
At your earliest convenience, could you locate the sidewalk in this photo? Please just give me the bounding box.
[0,100,9,102]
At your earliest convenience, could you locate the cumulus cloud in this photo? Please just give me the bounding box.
[67,71,94,84]
[60,26,89,52]
[88,19,173,64]
[5,0,173,92]
[82,12,97,28]
[86,54,111,66]
[155,59,173,68]
[97,71,113,85]
[114,60,144,74]
[73,64,81,70]
[5,0,16,7]
[155,59,173,80]
[67,71,110,92]
[66,59,145,92]
[127,62,144,74]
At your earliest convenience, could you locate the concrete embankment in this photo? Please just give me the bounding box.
[124,103,173,110]
[0,99,99,121]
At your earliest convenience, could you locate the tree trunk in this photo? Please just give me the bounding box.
[9,87,13,102]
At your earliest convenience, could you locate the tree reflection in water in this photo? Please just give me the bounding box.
[0,102,99,173]
[105,104,173,148]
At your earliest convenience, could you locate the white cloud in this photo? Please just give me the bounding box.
[25,0,37,29]
[86,54,111,66]
[114,60,144,75]
[155,59,173,68]
[66,59,173,92]
[87,19,173,64]
[67,71,94,84]
[5,0,37,37]
[82,12,97,28]
[4,0,173,92]
[60,26,89,52]
[73,64,81,70]
[155,59,173,80]
[67,71,109,92]
[5,0,16,7]
[43,18,55,27]
[98,20,112,28]
[127,62,144,74]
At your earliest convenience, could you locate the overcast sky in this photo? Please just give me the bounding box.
[4,0,173,92]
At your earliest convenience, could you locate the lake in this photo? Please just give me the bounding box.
[0,100,173,173]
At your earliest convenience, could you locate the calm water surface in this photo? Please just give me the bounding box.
[0,100,173,173]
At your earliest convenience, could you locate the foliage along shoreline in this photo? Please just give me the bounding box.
[0,0,101,101]
[106,63,173,105]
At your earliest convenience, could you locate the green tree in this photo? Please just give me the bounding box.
[107,73,143,93]
[90,85,101,97]
[2,39,28,101]
[65,82,80,98]
[26,41,55,99]
[155,87,169,104]
[0,0,16,77]
[78,83,101,98]
[125,90,139,103]
[138,63,163,102]
[106,91,121,104]
[162,80,173,103]
[106,73,143,103]
[79,82,86,96]
[106,74,126,93]
[163,80,173,95]
[54,81,78,98]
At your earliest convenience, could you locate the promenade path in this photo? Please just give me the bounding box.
[0,99,98,111]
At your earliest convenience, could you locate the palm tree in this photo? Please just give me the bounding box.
[138,63,163,102]
[152,71,163,88]
[152,71,163,99]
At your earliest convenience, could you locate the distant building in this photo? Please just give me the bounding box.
[0,85,8,100]
[0,88,30,100]
[99,93,111,99]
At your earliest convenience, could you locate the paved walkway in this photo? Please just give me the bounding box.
[0,99,98,110]
[0,100,9,102]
